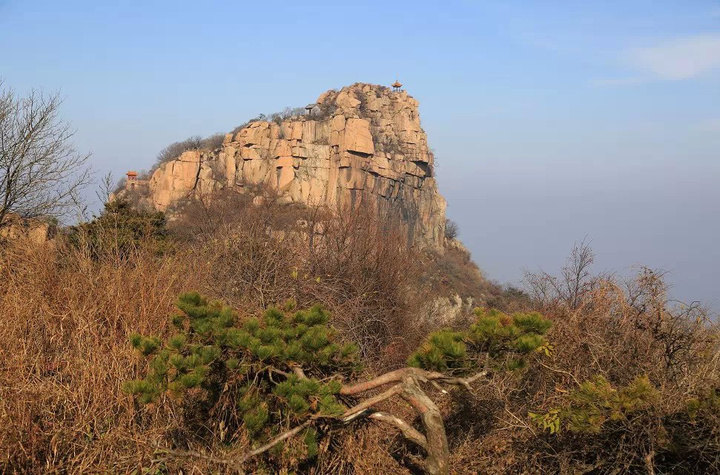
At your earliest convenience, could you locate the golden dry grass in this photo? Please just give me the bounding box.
[0,239,200,472]
[0,216,419,473]
[2,211,718,474]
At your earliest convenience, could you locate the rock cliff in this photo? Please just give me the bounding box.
[128,83,447,248]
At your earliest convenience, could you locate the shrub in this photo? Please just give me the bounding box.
[547,375,660,434]
[124,293,357,468]
[125,293,552,473]
[408,308,551,373]
[156,136,202,165]
[302,203,423,364]
[529,375,720,472]
[124,293,358,467]
[444,219,458,240]
[67,198,169,260]
[230,102,338,138]
[154,133,225,168]
[515,244,720,474]
[173,195,424,367]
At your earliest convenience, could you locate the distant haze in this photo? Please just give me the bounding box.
[1,1,718,310]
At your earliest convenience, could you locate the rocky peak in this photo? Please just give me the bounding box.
[124,83,447,249]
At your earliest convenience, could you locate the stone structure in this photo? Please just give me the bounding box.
[124,171,149,192]
[127,83,448,249]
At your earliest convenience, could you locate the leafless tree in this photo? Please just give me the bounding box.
[96,172,115,204]
[561,238,595,309]
[155,136,202,166]
[525,238,596,310]
[444,218,459,240]
[0,81,90,228]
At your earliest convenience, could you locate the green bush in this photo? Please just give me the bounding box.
[529,376,720,472]
[124,293,358,463]
[68,198,168,259]
[408,308,551,373]
[562,375,659,433]
[125,296,555,471]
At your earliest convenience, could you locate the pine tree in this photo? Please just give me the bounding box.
[125,294,552,474]
[124,293,357,465]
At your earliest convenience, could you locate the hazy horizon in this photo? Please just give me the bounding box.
[1,0,718,310]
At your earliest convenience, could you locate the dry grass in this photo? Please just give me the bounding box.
[0,238,199,472]
[3,201,716,474]
[0,240,417,473]
[438,261,720,474]
[0,198,434,473]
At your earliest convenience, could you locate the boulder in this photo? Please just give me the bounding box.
[343,118,374,155]
[335,90,361,110]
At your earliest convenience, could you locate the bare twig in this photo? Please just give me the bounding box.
[155,420,313,469]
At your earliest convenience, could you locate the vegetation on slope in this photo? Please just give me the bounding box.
[124,293,549,473]
[1,194,718,474]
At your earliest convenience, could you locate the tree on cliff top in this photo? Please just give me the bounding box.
[0,81,90,228]
[125,293,551,474]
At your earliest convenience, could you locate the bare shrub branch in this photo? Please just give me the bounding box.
[524,238,596,311]
[0,81,91,226]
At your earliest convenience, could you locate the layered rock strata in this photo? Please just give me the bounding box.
[134,83,447,248]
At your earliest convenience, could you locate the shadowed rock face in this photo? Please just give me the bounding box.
[143,83,447,249]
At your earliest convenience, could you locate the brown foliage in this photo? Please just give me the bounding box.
[0,194,451,472]
[172,192,426,366]
[301,203,424,365]
[439,244,720,474]
[3,198,716,474]
[0,239,198,472]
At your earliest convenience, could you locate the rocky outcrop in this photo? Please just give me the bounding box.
[0,213,53,243]
[133,83,447,248]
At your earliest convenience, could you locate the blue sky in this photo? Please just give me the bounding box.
[1,0,719,309]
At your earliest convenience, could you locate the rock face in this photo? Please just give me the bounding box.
[0,213,52,243]
[139,83,447,248]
